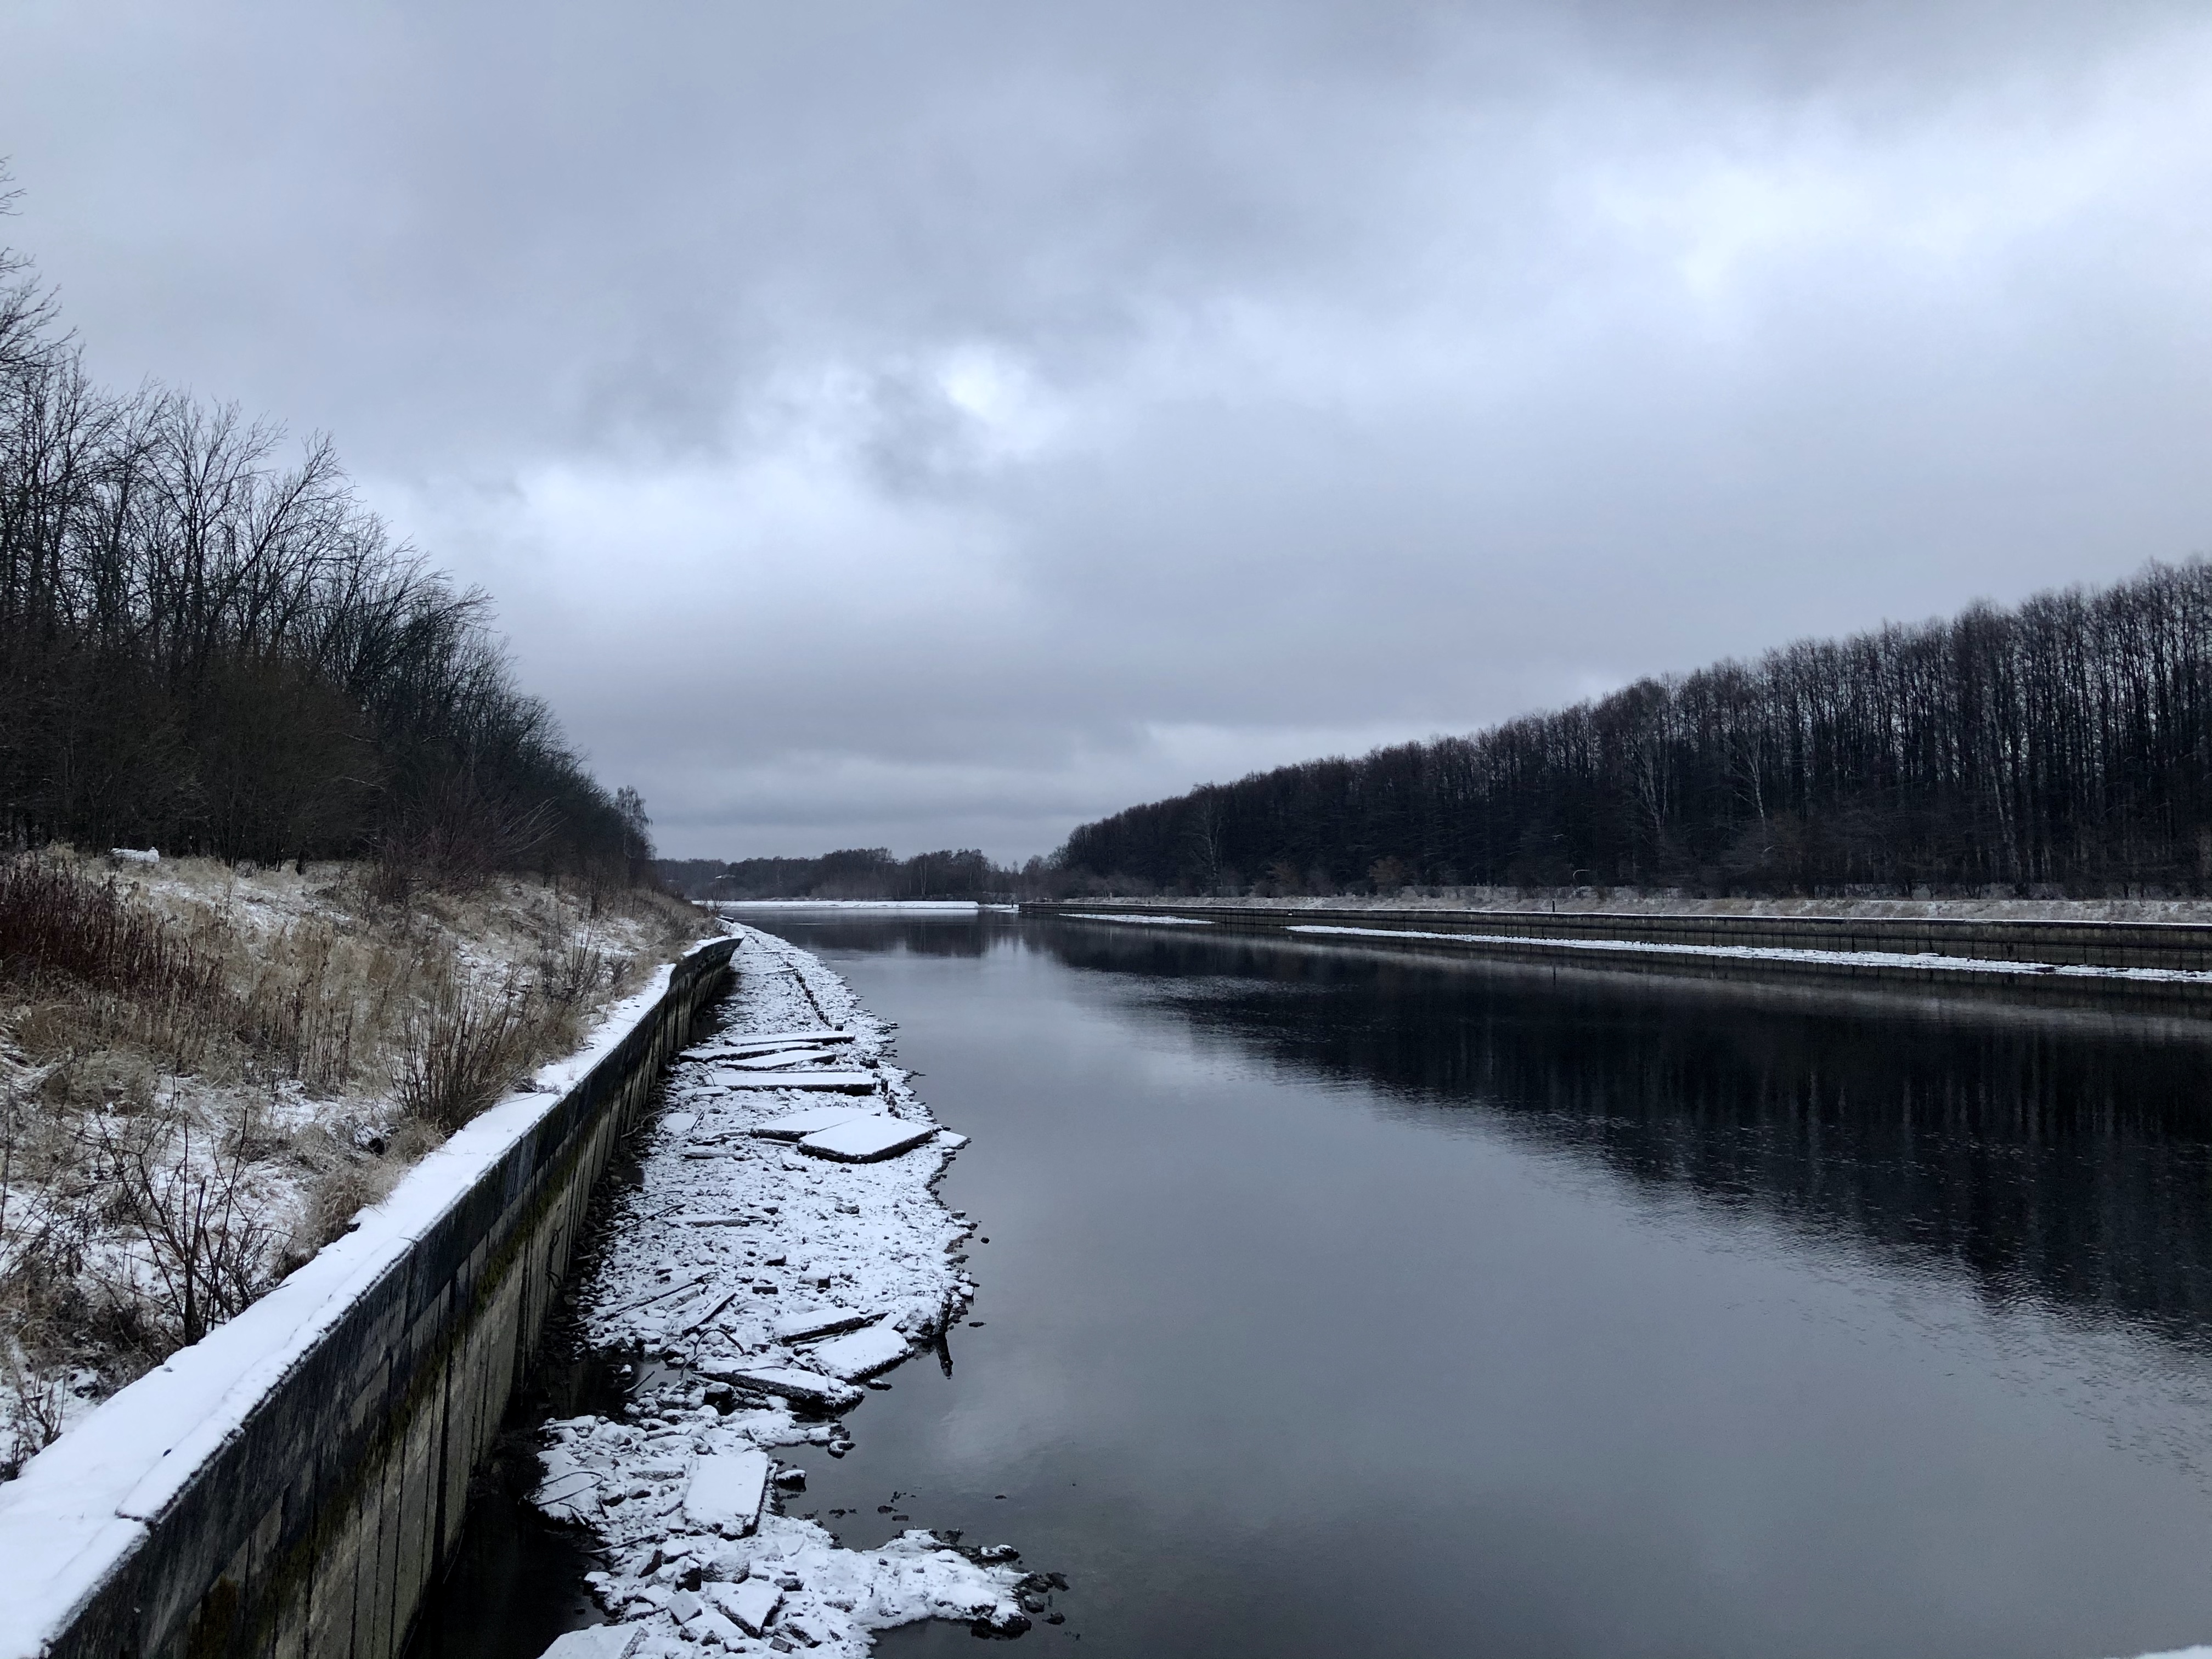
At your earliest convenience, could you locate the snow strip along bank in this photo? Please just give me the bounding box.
[523,924,1042,1656]
[1283,924,2212,984]
[1043,906,2212,1013]
[0,936,738,1659]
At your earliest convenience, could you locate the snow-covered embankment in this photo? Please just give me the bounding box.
[528,925,1042,1656]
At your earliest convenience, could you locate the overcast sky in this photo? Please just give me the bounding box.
[7,2,2211,860]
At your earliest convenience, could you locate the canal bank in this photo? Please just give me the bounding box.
[1020,901,2212,1014]
[0,936,738,1659]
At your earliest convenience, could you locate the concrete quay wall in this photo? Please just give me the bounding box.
[1020,902,2212,1012]
[0,936,737,1659]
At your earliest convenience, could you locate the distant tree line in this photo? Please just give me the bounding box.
[1060,560,2212,899]
[658,847,1038,902]
[0,218,651,883]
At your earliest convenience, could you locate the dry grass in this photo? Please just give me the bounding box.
[0,849,706,1473]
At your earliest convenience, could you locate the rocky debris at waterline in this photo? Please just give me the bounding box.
[535,924,1031,1655]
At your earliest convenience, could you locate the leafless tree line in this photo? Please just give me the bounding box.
[1064,560,2212,897]
[659,846,1025,901]
[0,219,650,882]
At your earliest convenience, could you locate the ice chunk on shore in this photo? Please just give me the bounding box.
[800,1115,938,1162]
[684,1449,770,1534]
[752,1104,880,1141]
[808,1321,910,1380]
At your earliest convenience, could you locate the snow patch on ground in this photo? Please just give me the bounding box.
[534,925,1041,1656]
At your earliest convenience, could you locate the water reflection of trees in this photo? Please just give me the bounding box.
[1048,924,2212,1344]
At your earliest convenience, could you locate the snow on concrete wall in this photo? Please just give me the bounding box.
[0,935,738,1659]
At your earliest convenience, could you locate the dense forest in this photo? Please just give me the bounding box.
[1062,561,2212,899]
[658,847,1028,902]
[0,219,650,882]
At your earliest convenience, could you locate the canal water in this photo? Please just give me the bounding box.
[415,912,2212,1658]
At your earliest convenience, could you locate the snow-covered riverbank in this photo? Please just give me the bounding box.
[526,924,1043,1655]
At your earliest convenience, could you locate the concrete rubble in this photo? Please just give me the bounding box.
[526,924,1031,1657]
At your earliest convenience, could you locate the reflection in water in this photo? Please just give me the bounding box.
[763,914,2212,1658]
[422,912,2212,1659]
[1047,924,2212,1346]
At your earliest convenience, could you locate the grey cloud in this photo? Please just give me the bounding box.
[7,0,2211,856]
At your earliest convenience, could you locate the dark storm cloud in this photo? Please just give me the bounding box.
[7,1,2211,856]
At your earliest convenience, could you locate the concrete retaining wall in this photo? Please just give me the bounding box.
[0,935,737,1659]
[1020,902,2212,1013]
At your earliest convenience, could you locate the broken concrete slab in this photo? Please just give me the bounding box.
[799,1115,939,1163]
[528,1449,601,1523]
[659,1111,698,1138]
[670,1286,740,1333]
[696,1362,864,1412]
[806,1321,911,1380]
[685,1029,856,1060]
[682,1448,770,1534]
[690,1606,741,1645]
[725,1049,842,1069]
[704,1069,880,1092]
[752,1104,881,1141]
[771,1305,875,1343]
[537,1624,641,1659]
[713,1577,784,1637]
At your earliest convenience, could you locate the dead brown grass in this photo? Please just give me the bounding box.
[0,851,709,1469]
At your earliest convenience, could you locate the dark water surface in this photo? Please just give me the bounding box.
[759,915,2212,1659]
[409,913,2212,1658]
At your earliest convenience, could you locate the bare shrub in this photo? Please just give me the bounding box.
[95,1103,278,1350]
[0,1081,95,1475]
[1,1351,66,1480]
[537,932,613,1009]
[393,982,532,1133]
